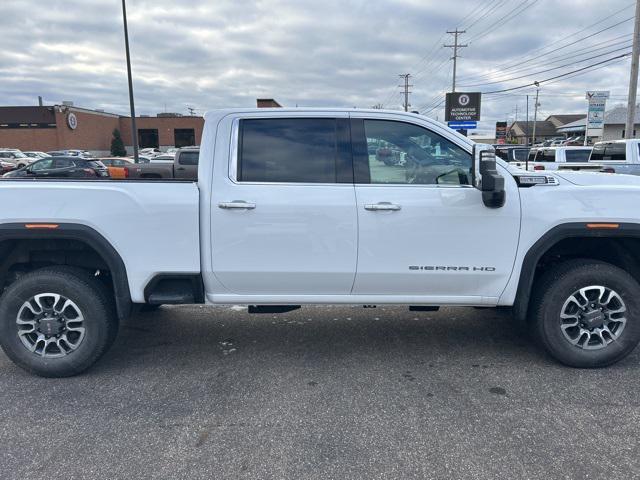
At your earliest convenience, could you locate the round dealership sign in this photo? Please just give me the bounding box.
[67,112,78,130]
[458,94,471,107]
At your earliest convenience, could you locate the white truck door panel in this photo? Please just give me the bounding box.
[351,115,521,299]
[209,114,357,295]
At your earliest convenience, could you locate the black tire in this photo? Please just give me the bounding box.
[0,266,118,377]
[530,259,640,368]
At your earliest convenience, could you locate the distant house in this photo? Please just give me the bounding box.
[508,114,586,144]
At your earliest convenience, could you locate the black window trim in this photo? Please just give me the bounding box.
[350,117,475,188]
[231,116,354,185]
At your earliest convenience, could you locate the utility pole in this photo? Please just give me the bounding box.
[444,30,468,93]
[531,83,540,146]
[398,74,413,112]
[526,95,530,147]
[626,0,640,139]
[121,0,139,163]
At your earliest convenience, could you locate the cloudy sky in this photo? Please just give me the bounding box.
[1,0,636,132]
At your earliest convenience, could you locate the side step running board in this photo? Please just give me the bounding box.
[248,305,301,314]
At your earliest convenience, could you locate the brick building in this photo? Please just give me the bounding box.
[0,104,204,155]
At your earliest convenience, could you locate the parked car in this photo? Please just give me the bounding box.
[516,147,602,172]
[0,149,35,169]
[98,157,135,179]
[127,147,199,179]
[2,156,109,179]
[589,140,640,176]
[46,150,92,158]
[0,160,15,175]
[23,151,51,159]
[139,147,162,157]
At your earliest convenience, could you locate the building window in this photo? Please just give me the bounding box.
[138,129,159,148]
[174,128,195,148]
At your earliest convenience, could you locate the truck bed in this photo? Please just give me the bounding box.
[0,179,201,302]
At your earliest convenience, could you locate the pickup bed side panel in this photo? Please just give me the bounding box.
[0,181,201,302]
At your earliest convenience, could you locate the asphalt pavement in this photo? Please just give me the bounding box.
[1,305,639,480]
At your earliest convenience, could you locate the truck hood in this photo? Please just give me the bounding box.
[552,171,640,187]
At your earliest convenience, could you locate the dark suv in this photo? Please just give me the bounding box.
[2,156,109,179]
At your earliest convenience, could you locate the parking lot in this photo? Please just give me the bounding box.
[1,305,639,480]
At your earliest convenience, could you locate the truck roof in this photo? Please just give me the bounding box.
[203,108,475,148]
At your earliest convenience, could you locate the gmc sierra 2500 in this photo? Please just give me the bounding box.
[1,108,639,377]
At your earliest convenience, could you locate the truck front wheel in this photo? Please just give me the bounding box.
[0,266,118,377]
[531,259,640,368]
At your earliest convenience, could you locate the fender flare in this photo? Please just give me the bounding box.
[513,222,640,322]
[0,223,132,319]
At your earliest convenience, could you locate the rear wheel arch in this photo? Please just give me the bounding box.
[513,222,640,323]
[0,223,132,319]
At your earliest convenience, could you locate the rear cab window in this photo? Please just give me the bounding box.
[237,118,351,183]
[564,150,591,163]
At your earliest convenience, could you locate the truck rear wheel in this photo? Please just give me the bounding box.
[0,266,118,377]
[531,259,640,368]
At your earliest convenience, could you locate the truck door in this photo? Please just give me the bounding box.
[210,115,357,296]
[350,115,520,303]
[174,150,199,180]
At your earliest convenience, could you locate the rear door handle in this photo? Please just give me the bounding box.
[218,201,256,210]
[364,202,401,211]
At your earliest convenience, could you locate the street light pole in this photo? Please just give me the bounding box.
[121,0,139,162]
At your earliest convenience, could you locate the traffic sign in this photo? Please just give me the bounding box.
[448,121,477,130]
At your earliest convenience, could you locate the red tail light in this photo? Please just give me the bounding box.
[533,165,545,171]
[124,167,130,178]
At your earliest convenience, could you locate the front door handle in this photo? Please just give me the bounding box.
[364,202,401,211]
[218,201,256,210]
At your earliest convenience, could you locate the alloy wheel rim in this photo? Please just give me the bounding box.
[16,293,86,358]
[560,285,627,350]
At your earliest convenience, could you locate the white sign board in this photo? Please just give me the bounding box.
[585,91,610,139]
[586,91,610,101]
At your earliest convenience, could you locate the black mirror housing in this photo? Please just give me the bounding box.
[473,146,506,209]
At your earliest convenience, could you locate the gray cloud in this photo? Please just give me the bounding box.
[0,0,634,132]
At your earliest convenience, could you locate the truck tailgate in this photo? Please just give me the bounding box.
[0,180,201,302]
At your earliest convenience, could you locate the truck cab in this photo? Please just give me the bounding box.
[518,146,598,171]
[589,139,640,175]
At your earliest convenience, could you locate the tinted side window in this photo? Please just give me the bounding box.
[513,149,529,161]
[606,143,626,160]
[590,144,606,160]
[362,120,472,185]
[178,151,199,166]
[565,150,591,163]
[239,118,338,183]
[54,158,75,168]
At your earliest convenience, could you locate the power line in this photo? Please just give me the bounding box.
[459,33,632,83]
[463,0,508,31]
[467,0,539,44]
[463,15,634,81]
[482,53,632,94]
[459,45,632,88]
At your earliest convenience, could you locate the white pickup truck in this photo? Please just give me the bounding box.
[589,139,640,175]
[516,146,603,172]
[1,108,640,377]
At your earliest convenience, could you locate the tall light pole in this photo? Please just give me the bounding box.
[122,0,139,162]
[625,0,640,139]
[531,82,540,146]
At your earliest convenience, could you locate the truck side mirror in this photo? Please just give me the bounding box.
[472,145,506,209]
